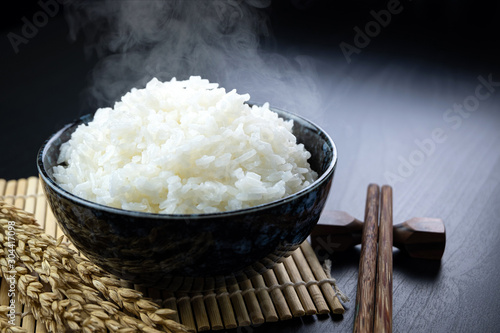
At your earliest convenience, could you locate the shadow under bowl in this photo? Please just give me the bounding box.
[37,107,337,289]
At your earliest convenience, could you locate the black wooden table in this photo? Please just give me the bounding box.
[1,1,499,332]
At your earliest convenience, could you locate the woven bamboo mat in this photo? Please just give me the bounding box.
[0,177,346,332]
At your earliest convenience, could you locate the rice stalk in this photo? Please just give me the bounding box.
[0,305,27,333]
[0,201,188,333]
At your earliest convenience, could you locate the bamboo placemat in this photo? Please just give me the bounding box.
[0,177,346,332]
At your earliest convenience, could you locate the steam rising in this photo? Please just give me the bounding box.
[65,0,322,115]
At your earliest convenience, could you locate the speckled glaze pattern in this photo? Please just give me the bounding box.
[37,107,337,289]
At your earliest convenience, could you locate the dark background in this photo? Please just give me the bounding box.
[1,0,499,180]
[1,1,500,332]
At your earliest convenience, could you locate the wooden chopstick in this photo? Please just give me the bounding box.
[353,184,380,333]
[374,185,393,332]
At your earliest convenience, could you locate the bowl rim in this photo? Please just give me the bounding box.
[37,106,337,219]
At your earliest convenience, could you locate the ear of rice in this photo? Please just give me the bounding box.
[53,76,318,214]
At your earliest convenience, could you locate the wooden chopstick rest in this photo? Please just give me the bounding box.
[353,184,380,333]
[311,211,446,260]
[374,185,393,332]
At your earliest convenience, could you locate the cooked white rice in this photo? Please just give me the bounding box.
[53,76,317,214]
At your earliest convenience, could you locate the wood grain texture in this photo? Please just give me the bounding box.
[353,184,380,333]
[374,185,393,333]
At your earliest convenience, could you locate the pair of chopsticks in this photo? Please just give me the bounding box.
[353,184,393,333]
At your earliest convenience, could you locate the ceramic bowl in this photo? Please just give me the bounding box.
[37,107,337,289]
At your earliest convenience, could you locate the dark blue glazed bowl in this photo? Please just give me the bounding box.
[37,107,337,289]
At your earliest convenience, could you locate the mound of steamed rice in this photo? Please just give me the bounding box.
[52,76,318,214]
